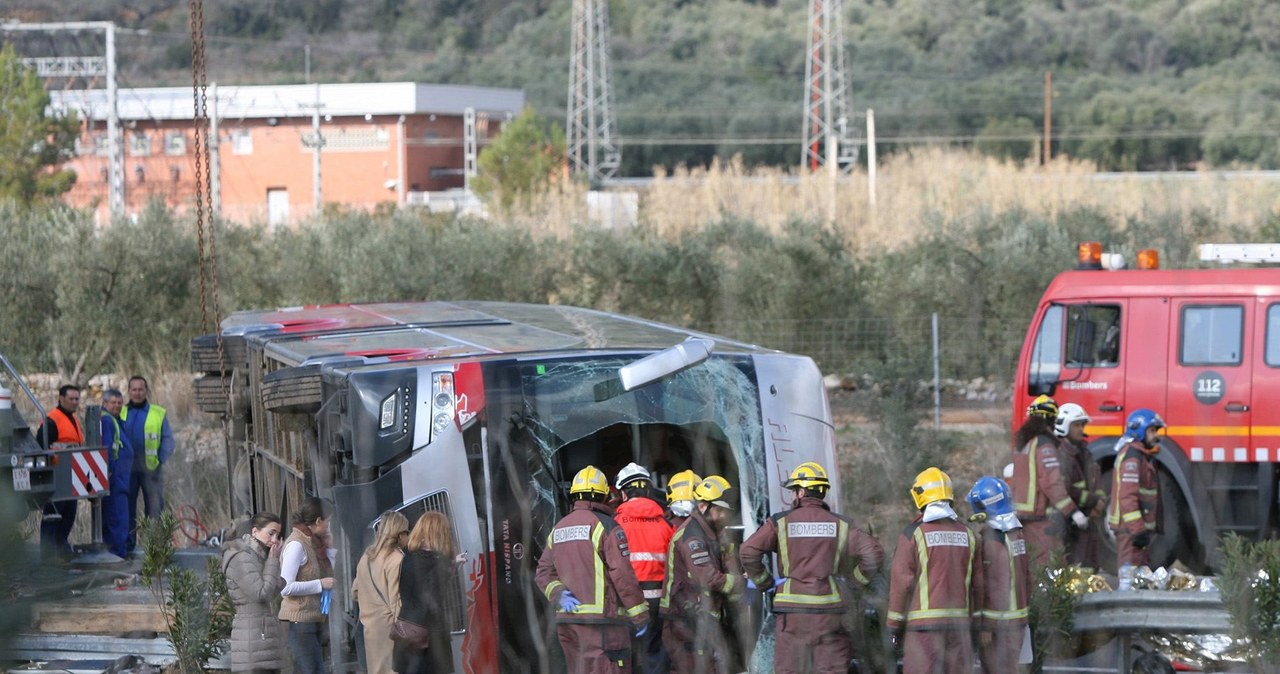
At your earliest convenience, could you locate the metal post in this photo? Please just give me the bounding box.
[209,81,221,216]
[866,108,876,210]
[396,114,406,204]
[932,312,941,429]
[105,23,123,219]
[312,83,322,214]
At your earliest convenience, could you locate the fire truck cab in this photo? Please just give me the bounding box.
[1013,243,1280,570]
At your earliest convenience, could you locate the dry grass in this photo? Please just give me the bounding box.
[520,149,1280,247]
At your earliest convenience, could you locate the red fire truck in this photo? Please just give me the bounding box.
[1012,243,1280,570]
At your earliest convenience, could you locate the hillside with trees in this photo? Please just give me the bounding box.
[5,0,1280,173]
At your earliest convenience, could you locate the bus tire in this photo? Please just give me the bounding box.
[194,374,250,416]
[190,334,246,373]
[262,366,323,413]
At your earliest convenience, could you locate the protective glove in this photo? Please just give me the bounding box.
[1071,511,1089,530]
[558,590,581,613]
[746,576,786,592]
[1131,530,1153,549]
[635,623,648,638]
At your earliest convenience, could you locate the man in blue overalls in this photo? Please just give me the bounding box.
[100,388,134,558]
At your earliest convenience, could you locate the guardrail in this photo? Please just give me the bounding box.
[1070,590,1231,674]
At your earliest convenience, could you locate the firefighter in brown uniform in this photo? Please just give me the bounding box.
[1053,402,1107,567]
[1010,395,1089,567]
[965,476,1031,674]
[536,466,651,673]
[660,476,740,674]
[1109,408,1164,590]
[740,461,885,674]
[886,467,982,674]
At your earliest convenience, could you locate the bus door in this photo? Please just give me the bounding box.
[1028,301,1128,433]
[1169,298,1261,541]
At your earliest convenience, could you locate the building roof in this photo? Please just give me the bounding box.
[50,81,525,123]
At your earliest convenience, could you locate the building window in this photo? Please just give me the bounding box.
[165,132,187,156]
[129,133,152,157]
[232,130,253,155]
[1180,305,1244,366]
[93,135,110,156]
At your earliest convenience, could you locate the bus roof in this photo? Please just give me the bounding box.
[1042,268,1280,302]
[222,301,770,365]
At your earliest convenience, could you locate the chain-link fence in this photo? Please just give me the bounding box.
[707,315,1029,384]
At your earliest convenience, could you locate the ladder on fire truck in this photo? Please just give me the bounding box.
[1199,243,1280,263]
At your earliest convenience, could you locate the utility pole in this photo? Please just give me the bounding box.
[300,83,325,214]
[209,81,221,215]
[1,21,123,218]
[464,107,477,193]
[1043,71,1052,166]
[566,0,621,183]
[802,0,857,173]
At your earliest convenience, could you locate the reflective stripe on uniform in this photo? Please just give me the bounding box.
[1014,441,1038,515]
[642,588,663,599]
[982,607,1029,621]
[629,551,666,562]
[659,528,685,611]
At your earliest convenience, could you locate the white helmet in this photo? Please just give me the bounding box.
[615,462,651,490]
[1054,403,1091,437]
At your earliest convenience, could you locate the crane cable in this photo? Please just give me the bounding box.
[189,0,236,516]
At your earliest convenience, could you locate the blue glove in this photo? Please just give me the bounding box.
[773,576,787,590]
[558,590,581,613]
[635,623,648,638]
[746,576,786,592]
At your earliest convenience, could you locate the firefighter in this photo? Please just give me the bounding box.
[660,475,739,674]
[615,463,674,674]
[886,467,981,674]
[1109,409,1164,590]
[1010,395,1088,567]
[966,476,1030,674]
[536,465,651,674]
[1053,402,1107,568]
[665,470,700,529]
[740,461,885,674]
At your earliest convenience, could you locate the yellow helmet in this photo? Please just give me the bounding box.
[570,465,610,497]
[693,475,733,509]
[784,461,830,491]
[1026,394,1058,420]
[911,467,953,510]
[666,469,701,503]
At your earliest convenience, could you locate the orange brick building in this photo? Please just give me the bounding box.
[52,82,525,225]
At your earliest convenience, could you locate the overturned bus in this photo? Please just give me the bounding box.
[192,301,839,672]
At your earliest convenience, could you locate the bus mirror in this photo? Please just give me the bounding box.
[619,337,714,392]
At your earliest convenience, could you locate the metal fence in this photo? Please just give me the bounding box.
[707,315,1030,383]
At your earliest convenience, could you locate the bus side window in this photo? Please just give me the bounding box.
[1028,305,1064,395]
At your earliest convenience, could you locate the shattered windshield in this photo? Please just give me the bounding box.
[517,354,768,523]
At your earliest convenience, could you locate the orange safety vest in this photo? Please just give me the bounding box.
[49,407,84,446]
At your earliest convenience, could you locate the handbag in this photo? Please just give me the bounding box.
[391,617,431,650]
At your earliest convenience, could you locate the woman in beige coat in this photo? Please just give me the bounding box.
[222,512,286,673]
[354,510,410,674]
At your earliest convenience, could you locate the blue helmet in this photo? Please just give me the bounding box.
[1124,408,1166,443]
[966,476,1014,517]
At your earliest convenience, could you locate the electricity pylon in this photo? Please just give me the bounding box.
[566,0,621,182]
[802,0,858,172]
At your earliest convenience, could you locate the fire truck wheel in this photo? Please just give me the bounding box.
[1097,464,1195,572]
